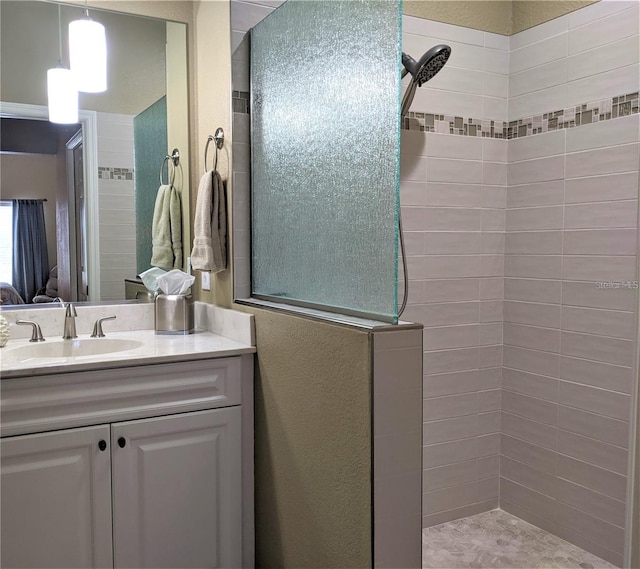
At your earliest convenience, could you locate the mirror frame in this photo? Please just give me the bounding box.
[0,101,101,300]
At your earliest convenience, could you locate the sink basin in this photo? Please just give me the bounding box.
[8,338,144,360]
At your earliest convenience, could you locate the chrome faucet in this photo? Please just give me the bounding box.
[91,315,116,338]
[62,303,78,339]
[16,320,45,342]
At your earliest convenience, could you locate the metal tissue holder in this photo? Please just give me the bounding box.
[154,294,194,335]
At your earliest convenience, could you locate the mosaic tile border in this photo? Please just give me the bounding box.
[403,92,639,139]
[98,167,134,181]
[233,91,250,114]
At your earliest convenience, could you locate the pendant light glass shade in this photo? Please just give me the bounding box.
[47,67,78,124]
[69,17,107,93]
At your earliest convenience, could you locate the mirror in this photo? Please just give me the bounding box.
[0,0,189,307]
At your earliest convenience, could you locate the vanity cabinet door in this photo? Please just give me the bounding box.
[0,425,113,568]
[111,407,242,569]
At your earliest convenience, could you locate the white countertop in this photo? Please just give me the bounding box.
[0,329,256,379]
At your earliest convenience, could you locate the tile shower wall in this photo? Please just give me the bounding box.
[404,3,640,565]
[96,112,136,300]
[501,4,639,566]
[400,15,508,529]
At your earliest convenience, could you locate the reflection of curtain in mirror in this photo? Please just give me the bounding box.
[12,199,49,303]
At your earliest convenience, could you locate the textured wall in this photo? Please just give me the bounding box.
[512,0,598,33]
[403,0,599,35]
[404,1,512,35]
[250,309,372,568]
[191,0,234,308]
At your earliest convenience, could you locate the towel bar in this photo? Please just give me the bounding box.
[204,128,224,174]
[160,148,180,186]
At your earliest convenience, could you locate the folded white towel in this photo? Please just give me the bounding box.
[151,184,182,270]
[191,170,227,273]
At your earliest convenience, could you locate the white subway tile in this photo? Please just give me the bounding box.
[485,32,509,51]
[400,155,427,182]
[505,279,562,305]
[510,14,569,51]
[568,35,640,82]
[483,96,509,122]
[562,306,637,339]
[566,143,640,178]
[562,255,637,281]
[508,156,565,185]
[427,158,483,184]
[484,48,509,75]
[505,255,563,279]
[565,172,640,203]
[413,88,484,119]
[421,19,486,46]
[424,232,481,254]
[425,255,483,278]
[483,73,509,99]
[483,139,508,162]
[404,33,485,70]
[564,201,639,229]
[509,130,565,162]
[482,186,507,208]
[566,114,640,153]
[510,59,567,98]
[563,229,638,256]
[483,163,508,186]
[423,208,482,231]
[508,180,565,208]
[425,184,483,207]
[510,33,568,74]
[426,133,483,159]
[569,0,638,29]
[567,64,640,106]
[481,209,506,231]
[568,4,640,55]
[509,84,567,122]
[427,66,485,95]
[400,181,428,206]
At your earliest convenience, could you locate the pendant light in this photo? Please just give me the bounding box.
[47,5,78,124]
[69,2,107,93]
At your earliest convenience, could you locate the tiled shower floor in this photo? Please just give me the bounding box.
[422,509,617,569]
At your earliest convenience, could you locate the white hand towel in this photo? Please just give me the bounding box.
[191,170,227,272]
[151,184,182,270]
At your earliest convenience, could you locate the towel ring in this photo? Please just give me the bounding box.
[160,148,180,186]
[204,128,224,174]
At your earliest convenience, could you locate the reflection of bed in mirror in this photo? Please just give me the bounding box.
[0,0,190,307]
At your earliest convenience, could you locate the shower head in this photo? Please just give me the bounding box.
[401,44,451,118]
[402,44,451,87]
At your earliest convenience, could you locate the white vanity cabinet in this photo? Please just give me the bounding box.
[0,355,254,569]
[112,407,242,568]
[1,424,114,569]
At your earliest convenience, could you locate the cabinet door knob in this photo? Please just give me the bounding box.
[118,437,126,448]
[98,440,107,451]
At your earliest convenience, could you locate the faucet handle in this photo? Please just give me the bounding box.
[16,320,46,342]
[91,315,117,338]
[65,303,77,317]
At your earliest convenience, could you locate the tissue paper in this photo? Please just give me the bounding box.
[157,269,196,296]
[140,267,167,292]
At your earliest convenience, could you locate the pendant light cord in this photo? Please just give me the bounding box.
[57,5,63,64]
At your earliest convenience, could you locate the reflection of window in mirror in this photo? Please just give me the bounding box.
[0,202,13,283]
[0,1,189,306]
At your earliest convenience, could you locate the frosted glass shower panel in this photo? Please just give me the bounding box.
[250,0,401,322]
